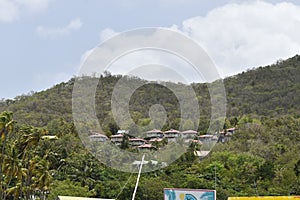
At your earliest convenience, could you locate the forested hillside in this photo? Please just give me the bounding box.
[0,55,300,199]
[1,55,300,131]
[225,55,300,117]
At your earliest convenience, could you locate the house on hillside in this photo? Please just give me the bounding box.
[194,150,210,160]
[138,143,157,151]
[117,130,129,134]
[110,134,124,145]
[89,133,108,142]
[129,138,146,146]
[146,129,164,139]
[219,132,233,143]
[218,127,236,143]
[198,134,218,143]
[192,139,202,145]
[164,129,180,142]
[226,127,236,134]
[149,137,163,143]
[181,130,198,139]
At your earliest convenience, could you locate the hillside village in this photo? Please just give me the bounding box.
[0,55,299,199]
[88,128,236,152]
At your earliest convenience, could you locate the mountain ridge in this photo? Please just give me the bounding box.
[1,54,299,130]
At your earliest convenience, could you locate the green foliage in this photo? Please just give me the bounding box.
[0,114,299,199]
[2,56,300,131]
[0,111,58,200]
[0,55,300,199]
[48,180,95,200]
[225,55,300,117]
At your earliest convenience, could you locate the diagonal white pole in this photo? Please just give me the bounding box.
[131,154,145,200]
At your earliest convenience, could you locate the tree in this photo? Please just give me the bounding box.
[0,111,15,200]
[48,180,95,200]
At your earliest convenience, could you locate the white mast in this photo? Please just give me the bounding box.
[131,154,145,200]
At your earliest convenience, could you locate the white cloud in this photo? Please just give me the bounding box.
[79,1,300,82]
[0,0,19,23]
[0,0,51,23]
[176,1,300,77]
[37,18,83,39]
[77,28,118,75]
[16,0,50,12]
[109,50,198,83]
[100,28,118,42]
[79,28,214,83]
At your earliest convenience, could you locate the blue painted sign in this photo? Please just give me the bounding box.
[164,188,216,200]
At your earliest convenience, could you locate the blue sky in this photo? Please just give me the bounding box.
[1,0,300,99]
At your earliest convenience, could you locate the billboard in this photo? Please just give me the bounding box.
[228,196,300,200]
[164,188,216,200]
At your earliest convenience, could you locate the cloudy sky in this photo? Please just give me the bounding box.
[1,0,300,99]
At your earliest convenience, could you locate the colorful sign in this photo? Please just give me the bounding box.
[228,197,300,200]
[164,188,216,200]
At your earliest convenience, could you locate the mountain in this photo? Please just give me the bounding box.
[225,55,300,117]
[1,55,300,200]
[1,55,300,131]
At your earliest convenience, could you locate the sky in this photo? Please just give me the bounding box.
[1,0,300,99]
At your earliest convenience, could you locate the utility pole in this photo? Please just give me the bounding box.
[132,154,145,200]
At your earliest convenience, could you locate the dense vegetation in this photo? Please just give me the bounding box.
[0,55,300,199]
[1,56,300,130]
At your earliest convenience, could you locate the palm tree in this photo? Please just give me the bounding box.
[32,159,52,200]
[3,142,27,200]
[0,113,56,200]
[21,128,45,200]
[0,111,15,200]
[19,126,47,154]
[19,126,56,200]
